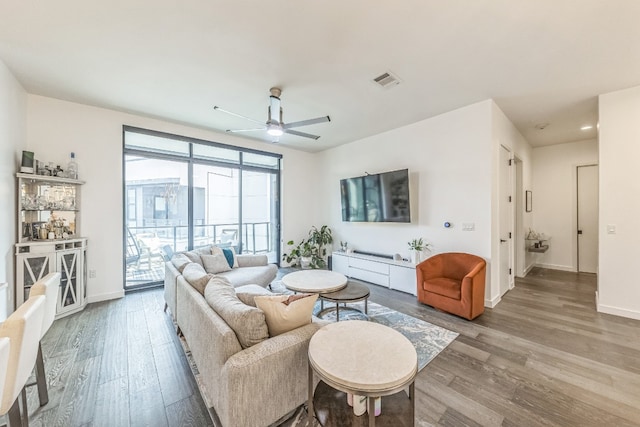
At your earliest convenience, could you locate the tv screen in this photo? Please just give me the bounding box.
[340,169,411,222]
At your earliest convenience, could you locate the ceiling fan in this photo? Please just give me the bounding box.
[213,87,330,142]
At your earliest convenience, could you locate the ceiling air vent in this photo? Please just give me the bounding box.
[373,71,401,88]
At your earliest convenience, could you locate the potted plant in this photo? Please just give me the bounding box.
[309,225,333,261]
[408,237,431,264]
[283,225,333,269]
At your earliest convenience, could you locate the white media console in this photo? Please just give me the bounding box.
[331,251,417,296]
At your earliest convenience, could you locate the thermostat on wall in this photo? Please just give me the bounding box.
[444,222,452,228]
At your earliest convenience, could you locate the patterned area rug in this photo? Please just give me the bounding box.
[179,281,459,426]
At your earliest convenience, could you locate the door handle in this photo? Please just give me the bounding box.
[577,230,583,235]
[500,239,507,243]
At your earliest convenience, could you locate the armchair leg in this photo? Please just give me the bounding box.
[163,303,168,313]
[8,397,21,427]
[21,386,30,427]
[35,342,49,406]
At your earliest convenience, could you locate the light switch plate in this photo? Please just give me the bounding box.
[607,224,616,234]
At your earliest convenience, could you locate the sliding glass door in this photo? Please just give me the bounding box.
[123,127,281,289]
[242,169,279,263]
[124,155,188,288]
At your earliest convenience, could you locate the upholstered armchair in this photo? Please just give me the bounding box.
[416,252,486,320]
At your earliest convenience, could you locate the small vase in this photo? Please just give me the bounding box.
[411,250,421,264]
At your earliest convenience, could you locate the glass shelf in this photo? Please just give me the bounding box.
[22,209,79,212]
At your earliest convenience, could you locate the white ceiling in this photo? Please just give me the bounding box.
[1,1,639,152]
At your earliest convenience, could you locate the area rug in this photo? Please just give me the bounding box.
[179,282,458,426]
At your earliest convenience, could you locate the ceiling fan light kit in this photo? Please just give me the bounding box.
[267,123,284,137]
[214,87,330,143]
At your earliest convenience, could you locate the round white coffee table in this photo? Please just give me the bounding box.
[282,270,347,294]
[308,320,417,426]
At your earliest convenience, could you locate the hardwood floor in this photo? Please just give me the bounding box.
[5,267,640,426]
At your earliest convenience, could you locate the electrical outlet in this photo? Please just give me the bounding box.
[462,223,475,231]
[89,269,96,278]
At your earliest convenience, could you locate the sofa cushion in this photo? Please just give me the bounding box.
[235,284,274,306]
[219,265,277,288]
[202,253,232,274]
[205,277,269,348]
[423,277,461,300]
[236,254,268,268]
[182,263,213,295]
[195,246,214,256]
[254,294,318,336]
[170,253,192,273]
[183,251,203,267]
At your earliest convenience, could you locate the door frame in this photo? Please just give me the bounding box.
[498,144,514,297]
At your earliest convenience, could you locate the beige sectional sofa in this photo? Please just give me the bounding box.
[165,245,325,427]
[176,277,324,427]
[164,245,278,323]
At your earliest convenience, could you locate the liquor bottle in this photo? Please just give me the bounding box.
[67,152,78,179]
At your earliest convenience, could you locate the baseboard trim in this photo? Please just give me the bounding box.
[485,294,501,308]
[597,301,640,321]
[534,263,575,272]
[523,263,535,275]
[87,290,125,304]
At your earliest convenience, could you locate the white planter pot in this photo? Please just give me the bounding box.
[300,256,312,269]
[411,250,422,264]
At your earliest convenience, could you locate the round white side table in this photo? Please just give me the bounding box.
[282,270,347,294]
[308,320,418,426]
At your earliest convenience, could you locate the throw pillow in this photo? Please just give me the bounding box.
[195,246,214,256]
[254,293,319,336]
[201,253,232,274]
[235,284,274,307]
[211,245,224,256]
[182,263,213,295]
[221,247,239,269]
[205,278,269,348]
[183,250,203,267]
[170,253,191,273]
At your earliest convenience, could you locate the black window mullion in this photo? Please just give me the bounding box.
[239,152,244,254]
[188,145,194,250]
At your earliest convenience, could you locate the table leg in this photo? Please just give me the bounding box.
[308,364,314,424]
[368,396,376,427]
[410,381,415,425]
[365,298,368,314]
[320,299,324,311]
[336,302,340,321]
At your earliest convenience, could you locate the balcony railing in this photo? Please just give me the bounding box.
[125,221,276,288]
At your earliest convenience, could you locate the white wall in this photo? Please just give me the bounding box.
[598,85,640,320]
[318,100,497,302]
[490,102,533,298]
[531,139,598,271]
[0,60,27,315]
[26,95,319,303]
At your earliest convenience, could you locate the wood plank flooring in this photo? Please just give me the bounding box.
[3,267,639,426]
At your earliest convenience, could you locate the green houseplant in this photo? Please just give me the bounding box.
[283,225,333,269]
[408,237,431,264]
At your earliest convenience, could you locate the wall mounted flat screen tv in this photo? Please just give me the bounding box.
[340,168,411,222]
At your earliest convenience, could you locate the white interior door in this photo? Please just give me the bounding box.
[499,145,512,295]
[577,165,598,273]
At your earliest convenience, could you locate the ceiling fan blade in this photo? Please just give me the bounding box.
[226,128,266,133]
[213,106,264,125]
[284,116,331,129]
[284,128,321,140]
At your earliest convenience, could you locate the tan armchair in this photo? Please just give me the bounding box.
[416,252,486,320]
